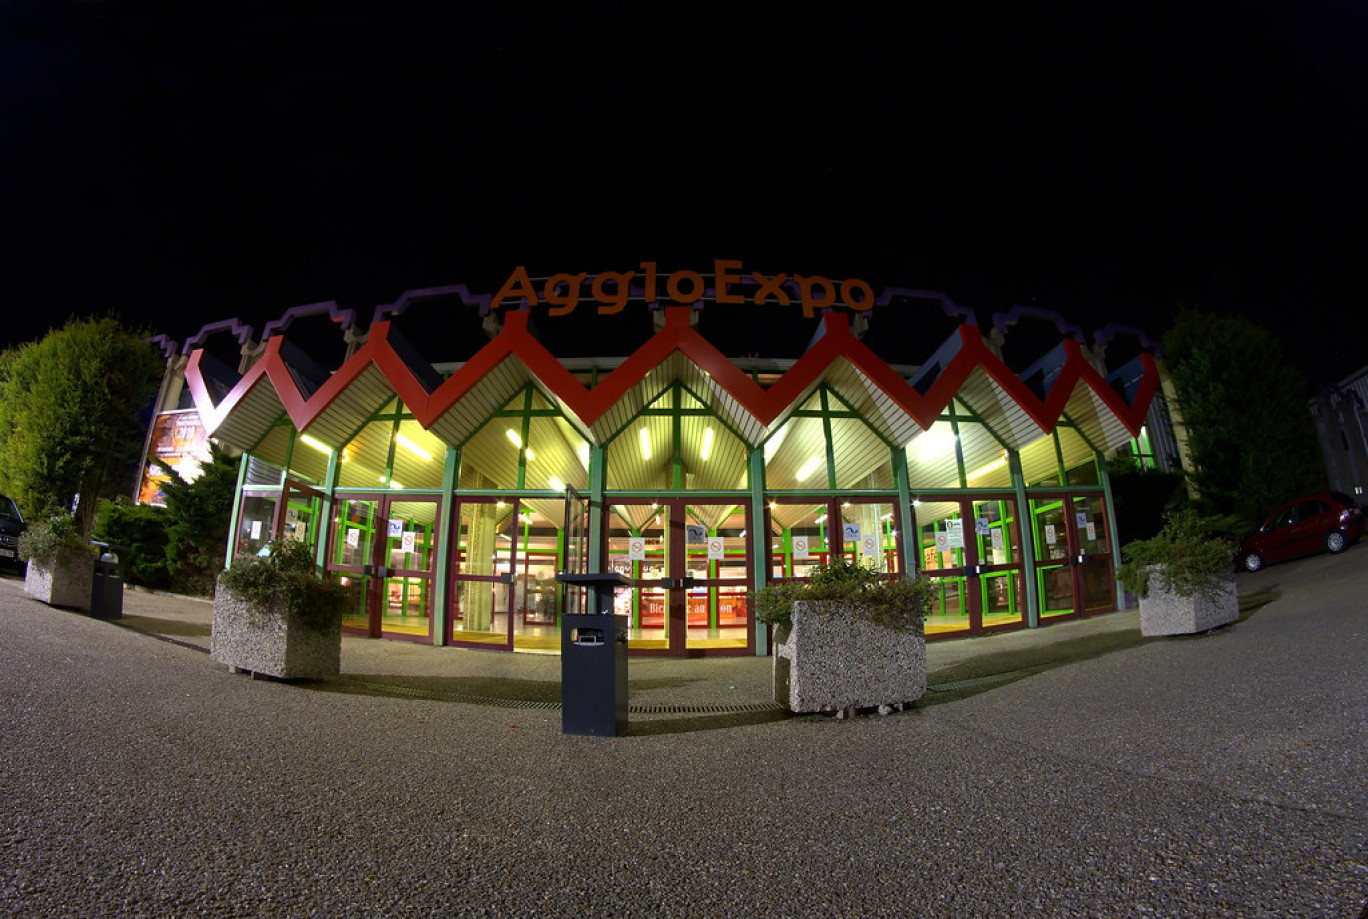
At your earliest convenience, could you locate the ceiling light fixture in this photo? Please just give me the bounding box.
[639,427,651,461]
[300,434,332,454]
[967,454,1008,481]
[394,432,432,462]
[701,427,715,461]
[916,427,957,463]
[795,456,821,482]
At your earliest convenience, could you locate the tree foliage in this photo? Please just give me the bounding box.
[1106,455,1187,546]
[160,441,238,594]
[1161,309,1323,527]
[93,497,172,589]
[0,317,165,535]
[91,441,239,595]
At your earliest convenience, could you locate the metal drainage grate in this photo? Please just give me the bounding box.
[344,680,786,715]
[630,702,786,715]
[344,680,561,710]
[926,669,1037,693]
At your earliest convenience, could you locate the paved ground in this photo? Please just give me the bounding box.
[1,552,1365,917]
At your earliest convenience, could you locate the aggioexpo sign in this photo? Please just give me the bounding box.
[491,260,876,318]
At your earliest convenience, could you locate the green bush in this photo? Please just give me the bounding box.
[1117,508,1236,599]
[752,558,933,635]
[217,538,350,632]
[160,442,237,596]
[93,497,171,589]
[17,514,98,566]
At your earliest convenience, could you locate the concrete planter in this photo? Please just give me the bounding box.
[210,587,341,680]
[24,548,97,612]
[773,600,926,716]
[1138,569,1239,637]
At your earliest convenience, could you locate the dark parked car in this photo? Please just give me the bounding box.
[1237,491,1365,572]
[0,494,26,574]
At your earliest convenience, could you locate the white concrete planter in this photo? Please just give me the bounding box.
[1138,569,1239,637]
[210,587,341,680]
[24,549,96,612]
[773,599,926,715]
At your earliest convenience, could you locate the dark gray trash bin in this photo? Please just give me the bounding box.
[556,572,629,736]
[90,542,124,620]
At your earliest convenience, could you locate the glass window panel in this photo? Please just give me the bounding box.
[516,414,587,493]
[958,418,1010,488]
[606,414,674,491]
[606,504,668,644]
[332,498,378,568]
[234,493,279,558]
[838,501,899,574]
[679,415,748,493]
[451,500,514,646]
[971,497,1021,566]
[1030,498,1070,561]
[764,415,829,489]
[337,422,399,489]
[906,421,960,488]
[458,420,523,490]
[1080,557,1115,611]
[981,571,1026,622]
[1019,431,1062,487]
[287,433,331,486]
[247,429,291,482]
[1057,427,1099,485]
[915,500,964,570]
[1072,496,1110,556]
[767,502,832,579]
[830,415,894,490]
[243,454,284,487]
[282,485,323,546]
[1039,565,1075,615]
[925,577,969,636]
[390,421,445,490]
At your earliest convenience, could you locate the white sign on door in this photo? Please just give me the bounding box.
[707,537,725,560]
[843,522,861,543]
[347,527,360,548]
[947,519,965,548]
[861,534,879,557]
[388,519,404,538]
[401,531,416,554]
[628,537,646,560]
[1045,524,1058,545]
[792,536,809,559]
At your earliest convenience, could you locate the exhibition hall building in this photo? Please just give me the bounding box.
[145,262,1169,657]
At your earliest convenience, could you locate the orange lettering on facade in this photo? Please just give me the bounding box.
[490,261,877,318]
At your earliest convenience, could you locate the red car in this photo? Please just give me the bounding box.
[1238,491,1365,572]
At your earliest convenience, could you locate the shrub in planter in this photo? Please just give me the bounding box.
[1117,508,1239,636]
[211,538,351,679]
[19,515,98,611]
[754,559,933,716]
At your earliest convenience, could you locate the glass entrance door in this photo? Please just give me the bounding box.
[916,495,1026,636]
[605,498,753,656]
[1030,493,1115,619]
[328,494,441,641]
[448,497,567,652]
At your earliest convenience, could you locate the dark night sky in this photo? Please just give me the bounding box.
[2,2,1366,381]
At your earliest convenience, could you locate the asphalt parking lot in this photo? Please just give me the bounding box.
[1,551,1365,917]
